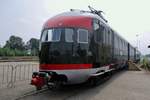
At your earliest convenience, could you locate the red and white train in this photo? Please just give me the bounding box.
[31,6,141,90]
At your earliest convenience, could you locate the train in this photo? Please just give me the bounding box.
[31,6,141,90]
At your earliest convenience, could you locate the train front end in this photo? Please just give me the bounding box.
[31,13,93,89]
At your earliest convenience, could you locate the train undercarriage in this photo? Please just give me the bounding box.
[31,67,117,91]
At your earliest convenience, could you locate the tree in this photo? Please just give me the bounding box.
[1,35,39,56]
[4,35,25,50]
[26,38,39,56]
[0,48,4,56]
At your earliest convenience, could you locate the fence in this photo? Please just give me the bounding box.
[0,62,39,88]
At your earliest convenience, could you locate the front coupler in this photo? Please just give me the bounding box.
[31,71,67,90]
[31,72,51,90]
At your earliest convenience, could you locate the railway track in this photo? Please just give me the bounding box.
[15,87,49,100]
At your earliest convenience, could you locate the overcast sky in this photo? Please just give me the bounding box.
[0,0,150,54]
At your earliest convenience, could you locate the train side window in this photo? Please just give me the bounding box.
[108,30,111,45]
[77,29,88,43]
[115,35,119,49]
[65,28,74,42]
[93,20,99,30]
[120,39,122,49]
[105,28,109,45]
[119,38,121,50]
[117,36,120,49]
[114,35,117,48]
[103,27,107,44]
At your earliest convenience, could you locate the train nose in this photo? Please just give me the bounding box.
[40,41,89,64]
[40,42,67,64]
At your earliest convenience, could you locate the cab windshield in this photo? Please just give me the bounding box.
[41,28,88,43]
[41,28,61,42]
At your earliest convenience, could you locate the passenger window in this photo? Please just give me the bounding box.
[108,30,111,45]
[105,29,108,44]
[65,28,74,42]
[93,19,99,30]
[78,29,88,43]
[103,28,107,44]
[93,23,99,30]
[117,37,119,49]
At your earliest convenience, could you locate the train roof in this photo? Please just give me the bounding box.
[43,11,92,30]
[43,10,110,30]
[55,11,108,24]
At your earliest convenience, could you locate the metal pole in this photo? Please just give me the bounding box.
[136,34,139,49]
[2,65,5,84]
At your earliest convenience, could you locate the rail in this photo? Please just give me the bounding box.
[0,62,39,88]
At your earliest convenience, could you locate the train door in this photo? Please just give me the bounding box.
[128,43,130,60]
[92,19,103,67]
[99,22,107,66]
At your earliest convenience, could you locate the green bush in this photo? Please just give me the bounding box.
[0,47,28,56]
[0,35,39,57]
[142,57,150,70]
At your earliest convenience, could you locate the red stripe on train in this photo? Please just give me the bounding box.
[40,64,92,70]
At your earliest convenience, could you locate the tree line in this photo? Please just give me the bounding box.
[0,35,39,56]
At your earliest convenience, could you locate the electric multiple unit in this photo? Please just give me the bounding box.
[31,6,141,90]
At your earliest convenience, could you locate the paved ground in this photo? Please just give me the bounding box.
[1,70,150,100]
[0,62,38,88]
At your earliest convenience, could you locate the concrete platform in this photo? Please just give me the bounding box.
[0,71,150,100]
